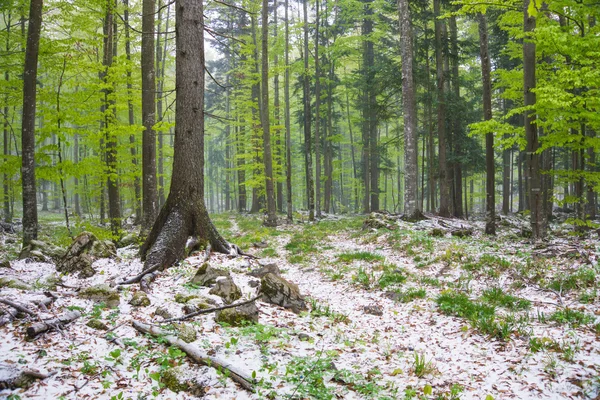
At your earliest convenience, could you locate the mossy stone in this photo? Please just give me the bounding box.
[86,319,109,331]
[0,277,32,290]
[215,302,258,326]
[174,293,199,304]
[161,366,190,393]
[78,284,120,308]
[129,291,151,307]
[176,323,197,343]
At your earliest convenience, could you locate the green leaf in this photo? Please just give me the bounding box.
[423,384,433,395]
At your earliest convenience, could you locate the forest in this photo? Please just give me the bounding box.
[0,0,599,399]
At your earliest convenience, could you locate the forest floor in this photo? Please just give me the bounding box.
[0,211,599,400]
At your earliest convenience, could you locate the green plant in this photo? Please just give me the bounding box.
[392,287,427,303]
[413,352,435,378]
[284,352,336,399]
[549,308,593,328]
[378,266,408,289]
[337,251,384,263]
[353,267,373,289]
[481,287,531,311]
[543,355,559,379]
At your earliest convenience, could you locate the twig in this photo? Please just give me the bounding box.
[159,294,262,323]
[0,298,37,316]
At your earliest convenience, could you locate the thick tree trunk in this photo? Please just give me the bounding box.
[434,0,449,217]
[449,15,463,218]
[139,0,233,278]
[156,0,170,208]
[524,0,545,239]
[314,0,322,218]
[303,0,314,220]
[261,0,277,226]
[479,12,495,235]
[142,0,158,231]
[398,0,420,220]
[21,0,43,246]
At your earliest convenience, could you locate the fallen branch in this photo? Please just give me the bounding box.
[26,310,81,339]
[0,298,37,316]
[159,294,262,323]
[132,321,256,392]
[140,271,159,293]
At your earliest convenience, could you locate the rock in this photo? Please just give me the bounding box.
[451,228,473,238]
[56,232,117,278]
[174,293,199,304]
[183,298,213,314]
[190,263,230,286]
[260,273,307,314]
[0,363,37,390]
[176,323,197,343]
[5,237,16,244]
[118,234,138,248]
[86,319,109,331]
[252,241,268,248]
[247,263,281,278]
[0,259,10,269]
[161,366,209,395]
[430,228,445,237]
[248,280,260,288]
[363,305,383,316]
[362,212,398,230]
[298,333,312,341]
[0,222,15,234]
[154,307,174,320]
[208,276,242,304]
[215,301,259,326]
[19,240,65,262]
[129,291,151,307]
[78,284,120,308]
[0,276,32,290]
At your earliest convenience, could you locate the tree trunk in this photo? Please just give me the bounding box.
[524,0,545,239]
[142,0,158,232]
[139,0,234,277]
[399,0,420,220]
[284,0,292,221]
[156,0,170,208]
[273,6,283,213]
[250,16,264,214]
[303,0,314,220]
[123,0,142,225]
[261,0,277,226]
[449,15,463,218]
[3,13,11,223]
[434,0,449,217]
[479,12,495,235]
[21,0,43,246]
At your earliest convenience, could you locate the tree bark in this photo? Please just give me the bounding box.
[524,0,545,239]
[284,0,292,221]
[434,0,449,217]
[142,0,158,232]
[261,0,277,226]
[398,0,420,220]
[139,0,234,278]
[3,12,11,223]
[479,12,495,235]
[302,0,314,220]
[21,0,43,246]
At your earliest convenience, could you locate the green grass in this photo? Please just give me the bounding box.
[337,251,384,263]
[547,267,597,293]
[392,287,427,303]
[549,308,594,328]
[481,287,531,311]
[378,266,408,289]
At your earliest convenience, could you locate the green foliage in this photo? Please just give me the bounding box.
[481,287,531,311]
[284,352,337,399]
[549,308,594,328]
[378,266,408,289]
[337,251,384,263]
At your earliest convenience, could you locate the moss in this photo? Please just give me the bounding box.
[174,293,199,304]
[86,319,109,331]
[215,303,258,326]
[129,291,151,307]
[79,284,120,308]
[161,367,190,393]
[0,277,32,290]
[176,323,197,343]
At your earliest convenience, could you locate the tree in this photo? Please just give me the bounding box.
[479,12,495,235]
[284,0,293,221]
[21,0,43,247]
[261,0,277,226]
[303,0,315,221]
[141,0,158,232]
[398,0,421,220]
[137,0,235,280]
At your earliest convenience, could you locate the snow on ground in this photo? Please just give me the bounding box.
[1,214,599,399]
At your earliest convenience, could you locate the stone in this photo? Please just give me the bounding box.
[247,263,280,278]
[183,298,213,314]
[248,280,260,288]
[154,307,174,320]
[0,363,36,390]
[86,319,109,331]
[0,259,10,269]
[260,273,307,314]
[78,284,120,308]
[174,293,199,304]
[208,276,242,304]
[298,333,312,341]
[161,366,208,395]
[363,305,383,316]
[451,228,473,238]
[430,228,445,237]
[118,234,138,248]
[176,323,197,343]
[19,240,65,262]
[0,276,32,291]
[56,232,117,278]
[190,262,230,286]
[129,291,151,307]
[215,301,259,326]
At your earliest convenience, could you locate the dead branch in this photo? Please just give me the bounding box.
[0,298,37,316]
[132,321,256,392]
[26,311,81,339]
[160,294,262,323]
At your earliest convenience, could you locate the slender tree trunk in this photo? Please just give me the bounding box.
[346,90,358,212]
[449,15,463,218]
[303,0,314,220]
[21,0,43,246]
[3,12,11,223]
[237,122,247,212]
[156,0,170,208]
[479,12,495,235]
[273,6,283,213]
[142,0,158,231]
[284,0,293,221]
[399,0,420,220]
[261,0,277,226]
[434,0,449,217]
[250,16,264,214]
[524,0,545,239]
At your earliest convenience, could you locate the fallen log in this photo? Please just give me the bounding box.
[26,310,81,339]
[132,321,255,392]
[0,298,37,316]
[0,363,54,390]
